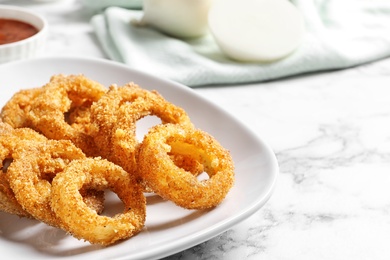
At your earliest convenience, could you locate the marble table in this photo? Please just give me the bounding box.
[2,0,390,259]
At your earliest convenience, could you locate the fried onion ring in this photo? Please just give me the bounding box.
[27,74,107,156]
[89,83,156,160]
[0,176,27,217]
[138,124,234,209]
[6,139,87,227]
[0,123,47,217]
[0,88,43,128]
[112,86,193,175]
[51,158,146,246]
[90,83,192,175]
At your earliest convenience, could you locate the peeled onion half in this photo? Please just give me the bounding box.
[208,0,305,62]
[138,0,213,38]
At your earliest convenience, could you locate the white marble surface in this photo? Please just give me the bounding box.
[2,0,390,259]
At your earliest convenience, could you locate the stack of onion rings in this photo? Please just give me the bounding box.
[0,74,235,246]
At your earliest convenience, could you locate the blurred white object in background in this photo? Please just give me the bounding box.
[209,0,305,62]
[136,0,213,38]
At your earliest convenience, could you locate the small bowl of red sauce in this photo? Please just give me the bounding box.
[0,5,47,63]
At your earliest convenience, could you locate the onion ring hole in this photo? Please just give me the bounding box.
[100,190,125,217]
[1,158,13,173]
[135,115,162,142]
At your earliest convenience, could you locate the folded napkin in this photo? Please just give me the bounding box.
[81,0,142,10]
[91,1,390,87]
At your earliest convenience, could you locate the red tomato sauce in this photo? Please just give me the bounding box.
[0,18,39,45]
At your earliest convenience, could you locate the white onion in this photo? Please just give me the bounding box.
[208,0,305,62]
[137,0,213,38]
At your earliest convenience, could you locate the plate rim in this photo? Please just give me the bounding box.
[0,56,279,260]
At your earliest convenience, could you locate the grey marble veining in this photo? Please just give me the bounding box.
[191,63,390,259]
[1,0,390,259]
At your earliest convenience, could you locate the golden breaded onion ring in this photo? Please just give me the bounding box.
[89,83,152,160]
[27,74,107,156]
[6,139,87,227]
[50,158,146,246]
[138,124,235,209]
[90,83,192,173]
[0,88,43,128]
[0,177,26,217]
[111,85,193,175]
[0,122,47,217]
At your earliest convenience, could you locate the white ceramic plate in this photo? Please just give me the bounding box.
[0,57,278,260]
